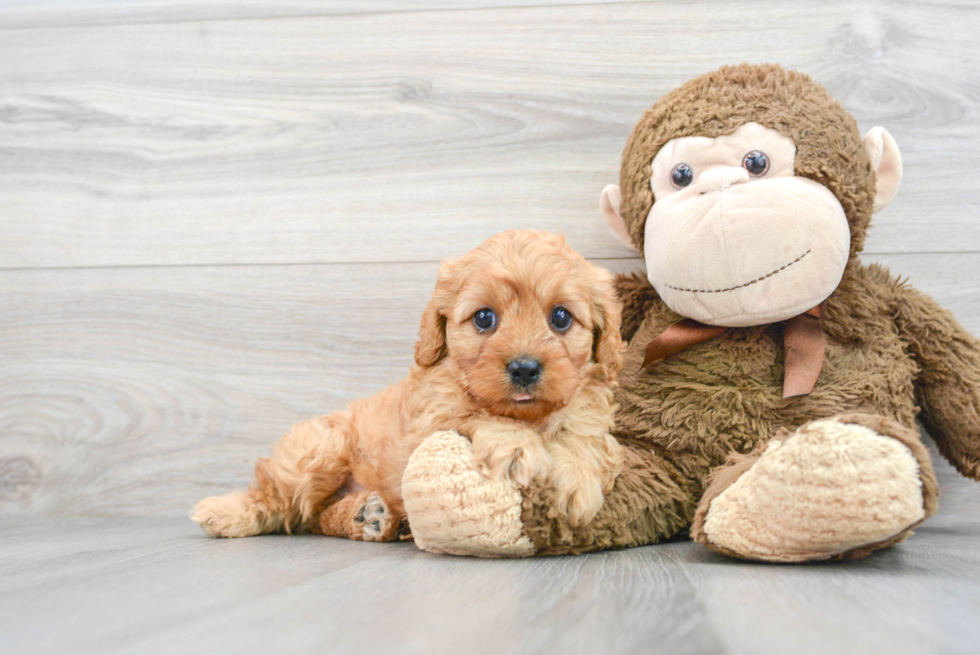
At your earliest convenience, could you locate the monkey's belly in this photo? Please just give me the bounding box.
[614,323,919,486]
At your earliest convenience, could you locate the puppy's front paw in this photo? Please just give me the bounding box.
[474,435,551,489]
[549,434,623,528]
[555,473,606,528]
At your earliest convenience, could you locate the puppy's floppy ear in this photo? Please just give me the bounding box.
[414,260,456,368]
[588,266,625,381]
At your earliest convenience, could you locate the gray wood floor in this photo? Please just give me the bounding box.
[2,1,980,653]
[3,456,980,655]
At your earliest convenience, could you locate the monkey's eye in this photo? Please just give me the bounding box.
[671,163,694,188]
[473,308,496,332]
[742,150,769,177]
[550,306,573,332]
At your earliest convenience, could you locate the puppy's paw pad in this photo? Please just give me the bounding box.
[357,493,395,541]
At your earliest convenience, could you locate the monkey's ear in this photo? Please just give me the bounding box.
[863,127,902,213]
[600,184,638,253]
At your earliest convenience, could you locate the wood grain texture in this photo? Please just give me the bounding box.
[1,254,977,517]
[0,0,632,30]
[1,497,979,655]
[2,4,980,645]
[1,1,979,269]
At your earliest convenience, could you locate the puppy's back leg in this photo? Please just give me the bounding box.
[319,489,406,542]
[192,414,353,538]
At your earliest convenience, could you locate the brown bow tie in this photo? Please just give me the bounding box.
[642,304,826,398]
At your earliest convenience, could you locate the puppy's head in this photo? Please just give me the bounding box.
[415,230,623,422]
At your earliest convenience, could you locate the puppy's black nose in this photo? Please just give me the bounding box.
[507,358,543,388]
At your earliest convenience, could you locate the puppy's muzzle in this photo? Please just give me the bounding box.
[507,357,543,389]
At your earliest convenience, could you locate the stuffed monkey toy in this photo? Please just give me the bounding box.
[400,64,980,561]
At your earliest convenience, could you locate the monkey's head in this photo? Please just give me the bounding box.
[602,64,902,327]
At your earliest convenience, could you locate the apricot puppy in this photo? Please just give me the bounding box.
[192,230,624,541]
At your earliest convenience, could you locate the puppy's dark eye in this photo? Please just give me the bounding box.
[742,150,769,176]
[671,163,693,188]
[550,306,573,332]
[473,308,496,332]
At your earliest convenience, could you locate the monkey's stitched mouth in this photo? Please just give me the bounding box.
[665,250,811,294]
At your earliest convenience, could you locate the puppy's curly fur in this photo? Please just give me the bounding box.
[192,230,624,540]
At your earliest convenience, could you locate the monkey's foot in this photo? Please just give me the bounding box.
[402,430,534,557]
[692,413,938,562]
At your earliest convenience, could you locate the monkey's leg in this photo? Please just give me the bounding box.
[402,430,696,557]
[192,414,353,538]
[690,413,938,562]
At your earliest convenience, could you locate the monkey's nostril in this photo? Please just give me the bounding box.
[507,357,543,388]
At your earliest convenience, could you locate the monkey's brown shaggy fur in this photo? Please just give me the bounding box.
[514,64,980,557]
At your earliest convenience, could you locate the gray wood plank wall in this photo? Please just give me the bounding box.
[2,0,978,518]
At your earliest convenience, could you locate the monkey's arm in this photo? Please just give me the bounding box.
[895,284,980,480]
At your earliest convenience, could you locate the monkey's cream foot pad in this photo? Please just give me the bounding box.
[699,417,929,562]
[402,430,533,557]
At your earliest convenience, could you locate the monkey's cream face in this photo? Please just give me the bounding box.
[644,122,851,327]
